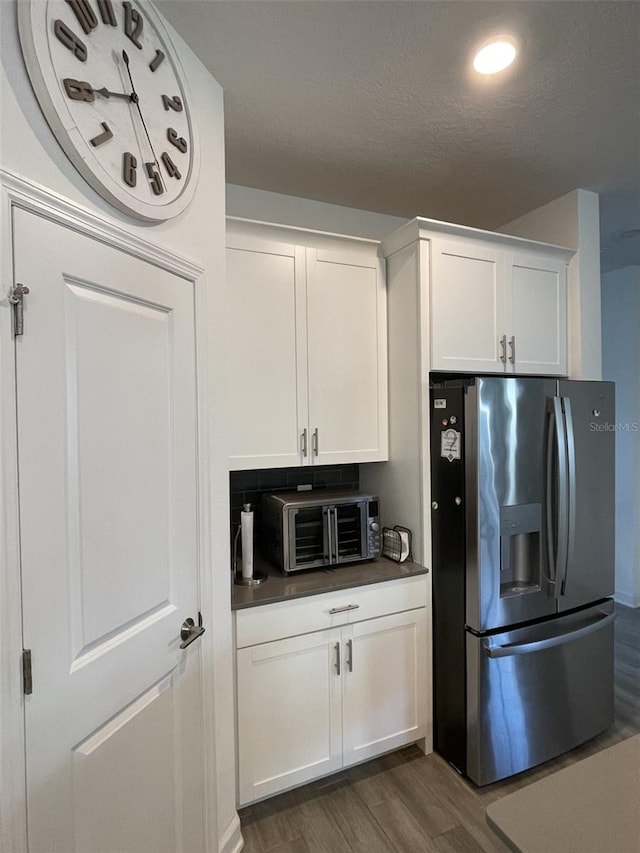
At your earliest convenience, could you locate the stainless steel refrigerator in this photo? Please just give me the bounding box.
[430,376,615,786]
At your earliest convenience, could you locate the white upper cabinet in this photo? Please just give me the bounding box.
[227,219,388,469]
[383,218,573,377]
[226,234,307,469]
[430,238,503,374]
[508,249,568,375]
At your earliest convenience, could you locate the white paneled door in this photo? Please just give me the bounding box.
[13,209,205,853]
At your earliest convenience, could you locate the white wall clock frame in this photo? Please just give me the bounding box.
[18,0,200,221]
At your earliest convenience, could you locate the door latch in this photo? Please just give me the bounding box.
[180,612,205,649]
[9,284,30,337]
[23,649,33,695]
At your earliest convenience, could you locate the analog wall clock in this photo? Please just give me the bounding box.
[18,0,200,221]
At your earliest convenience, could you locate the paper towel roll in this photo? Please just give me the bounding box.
[241,504,254,579]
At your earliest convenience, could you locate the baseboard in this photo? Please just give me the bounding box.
[218,813,244,853]
[614,590,640,608]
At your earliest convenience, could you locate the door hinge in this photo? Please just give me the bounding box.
[22,649,33,695]
[9,283,30,336]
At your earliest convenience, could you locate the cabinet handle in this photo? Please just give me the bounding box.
[508,335,516,364]
[328,604,360,614]
[499,334,507,363]
[300,428,308,457]
[347,639,353,672]
[334,642,341,676]
[312,428,319,456]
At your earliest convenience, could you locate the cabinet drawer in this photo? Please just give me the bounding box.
[235,574,428,648]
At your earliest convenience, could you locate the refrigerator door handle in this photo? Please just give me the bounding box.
[482,611,615,658]
[546,406,557,587]
[561,397,577,596]
[553,396,570,600]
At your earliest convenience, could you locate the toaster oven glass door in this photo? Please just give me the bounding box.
[286,501,369,571]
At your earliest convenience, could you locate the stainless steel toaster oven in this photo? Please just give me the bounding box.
[261,490,381,573]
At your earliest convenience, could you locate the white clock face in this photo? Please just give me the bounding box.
[18,0,199,221]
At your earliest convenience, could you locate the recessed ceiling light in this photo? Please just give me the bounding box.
[473,36,518,75]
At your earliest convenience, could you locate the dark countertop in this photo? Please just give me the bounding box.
[231,555,429,610]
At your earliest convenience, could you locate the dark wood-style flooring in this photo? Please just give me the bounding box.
[238,603,640,853]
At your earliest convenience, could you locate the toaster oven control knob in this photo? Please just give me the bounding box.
[369,521,380,532]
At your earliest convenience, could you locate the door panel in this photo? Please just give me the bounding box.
[236,629,342,805]
[342,609,427,767]
[467,377,558,631]
[466,601,614,785]
[226,239,307,469]
[65,280,173,654]
[430,239,503,372]
[306,247,385,463]
[14,209,204,853]
[558,380,615,611]
[509,252,567,376]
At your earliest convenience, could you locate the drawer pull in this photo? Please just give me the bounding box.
[328,604,360,615]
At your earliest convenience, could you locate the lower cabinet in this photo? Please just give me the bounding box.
[235,584,428,806]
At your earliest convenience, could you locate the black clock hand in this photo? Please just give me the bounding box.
[62,78,134,102]
[95,86,134,101]
[121,50,165,192]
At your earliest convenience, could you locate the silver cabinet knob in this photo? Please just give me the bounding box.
[431,501,439,510]
[455,496,462,506]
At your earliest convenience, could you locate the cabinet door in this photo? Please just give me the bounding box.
[430,239,506,373]
[226,236,308,469]
[236,629,342,805]
[507,251,568,376]
[342,609,428,767]
[306,247,388,464]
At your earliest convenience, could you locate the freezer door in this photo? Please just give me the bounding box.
[467,377,558,632]
[556,381,615,611]
[466,601,614,786]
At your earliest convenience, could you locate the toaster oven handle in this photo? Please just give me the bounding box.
[331,506,339,563]
[326,506,334,564]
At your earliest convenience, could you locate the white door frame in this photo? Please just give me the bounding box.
[0,169,220,853]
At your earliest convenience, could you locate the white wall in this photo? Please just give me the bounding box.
[227,183,406,238]
[497,189,602,380]
[0,3,239,851]
[601,266,640,607]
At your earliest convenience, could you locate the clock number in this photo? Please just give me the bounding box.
[123,152,137,187]
[162,95,183,112]
[65,0,98,35]
[167,127,187,153]
[149,50,165,72]
[63,78,95,102]
[53,20,87,62]
[145,162,164,196]
[97,0,117,26]
[123,1,143,49]
[90,122,113,147]
[161,152,181,180]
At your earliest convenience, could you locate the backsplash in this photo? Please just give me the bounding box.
[229,464,359,539]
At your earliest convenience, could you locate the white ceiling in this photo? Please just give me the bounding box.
[160,0,640,272]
